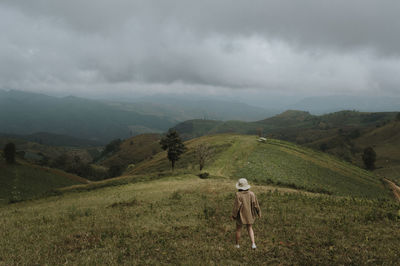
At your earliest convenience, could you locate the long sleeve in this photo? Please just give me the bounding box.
[252,194,261,218]
[232,193,242,218]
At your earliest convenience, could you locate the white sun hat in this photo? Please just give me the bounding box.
[236,178,251,190]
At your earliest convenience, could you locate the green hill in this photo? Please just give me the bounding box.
[306,120,400,183]
[128,134,390,199]
[99,134,162,168]
[0,157,88,205]
[355,121,400,184]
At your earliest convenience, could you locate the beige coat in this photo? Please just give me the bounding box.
[232,190,261,224]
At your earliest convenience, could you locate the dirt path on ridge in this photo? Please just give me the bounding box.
[384,178,400,202]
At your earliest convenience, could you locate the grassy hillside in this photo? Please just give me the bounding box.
[128,134,390,199]
[355,121,400,184]
[99,134,162,168]
[0,175,399,265]
[0,158,87,205]
[306,121,400,184]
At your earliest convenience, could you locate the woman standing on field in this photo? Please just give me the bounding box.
[231,178,261,249]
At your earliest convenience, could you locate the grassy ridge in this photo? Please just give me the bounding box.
[173,111,397,140]
[129,134,390,199]
[0,176,399,265]
[128,134,236,175]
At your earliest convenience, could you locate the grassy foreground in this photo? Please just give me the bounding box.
[1,175,399,265]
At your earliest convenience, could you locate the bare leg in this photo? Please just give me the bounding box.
[247,224,255,245]
[235,224,242,245]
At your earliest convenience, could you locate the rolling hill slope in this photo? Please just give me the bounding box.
[99,133,162,168]
[355,121,400,184]
[0,157,88,205]
[127,134,390,199]
[305,120,400,183]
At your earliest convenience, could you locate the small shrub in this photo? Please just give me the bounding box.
[109,198,138,208]
[264,178,274,184]
[66,206,93,220]
[127,164,135,171]
[170,191,182,200]
[101,139,122,157]
[203,204,216,220]
[319,143,328,152]
[108,165,124,178]
[198,172,210,179]
[349,129,361,139]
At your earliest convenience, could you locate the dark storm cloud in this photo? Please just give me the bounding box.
[1,0,400,97]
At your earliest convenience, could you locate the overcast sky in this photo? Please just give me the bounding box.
[1,0,400,102]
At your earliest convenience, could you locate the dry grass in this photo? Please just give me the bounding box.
[0,175,399,265]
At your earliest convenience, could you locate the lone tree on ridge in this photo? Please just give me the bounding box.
[3,142,16,164]
[160,129,186,171]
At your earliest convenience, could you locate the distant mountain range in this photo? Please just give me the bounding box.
[1,89,399,144]
[173,110,398,140]
[289,95,400,114]
[0,90,177,143]
[122,94,278,121]
[0,90,277,143]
